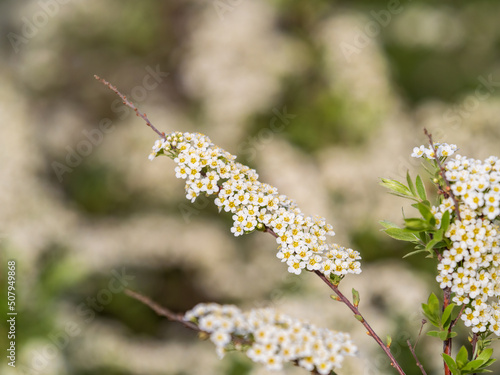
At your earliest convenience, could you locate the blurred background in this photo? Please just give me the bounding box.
[1,0,500,374]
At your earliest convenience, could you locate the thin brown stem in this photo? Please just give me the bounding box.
[424,128,461,221]
[414,319,427,350]
[442,287,452,375]
[450,304,466,330]
[471,333,479,359]
[314,270,406,375]
[94,75,166,139]
[407,339,428,375]
[125,289,199,331]
[261,225,406,374]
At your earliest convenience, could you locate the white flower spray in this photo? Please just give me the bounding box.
[413,143,500,335]
[149,131,362,279]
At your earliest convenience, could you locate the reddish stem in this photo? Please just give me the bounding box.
[266,225,406,374]
[442,287,452,375]
[94,75,166,140]
[424,129,461,221]
[314,270,406,375]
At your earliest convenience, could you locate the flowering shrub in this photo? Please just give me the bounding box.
[97,76,499,375]
[382,138,499,374]
[422,148,500,334]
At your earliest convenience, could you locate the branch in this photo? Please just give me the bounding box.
[263,225,406,374]
[102,78,406,374]
[94,75,166,139]
[313,270,406,375]
[126,289,326,372]
[471,333,479,359]
[424,128,461,221]
[441,286,453,375]
[125,289,199,331]
[407,339,428,375]
[450,304,466,330]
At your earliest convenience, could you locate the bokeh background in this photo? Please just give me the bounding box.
[1,0,500,374]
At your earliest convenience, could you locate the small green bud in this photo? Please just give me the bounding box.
[329,274,343,286]
[352,288,360,308]
[256,223,265,231]
[354,314,364,322]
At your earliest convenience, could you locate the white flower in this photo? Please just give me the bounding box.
[210,331,231,347]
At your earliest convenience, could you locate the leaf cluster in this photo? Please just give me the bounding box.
[380,172,452,259]
[443,346,495,375]
[422,293,457,341]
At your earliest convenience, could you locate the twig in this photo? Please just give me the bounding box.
[471,333,479,359]
[424,128,461,221]
[414,319,427,350]
[125,289,199,331]
[450,304,466,330]
[407,339,428,375]
[94,75,166,139]
[264,225,406,374]
[313,270,407,375]
[442,286,453,375]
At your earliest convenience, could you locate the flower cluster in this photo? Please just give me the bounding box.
[411,143,458,160]
[184,303,357,374]
[149,131,361,278]
[413,145,500,334]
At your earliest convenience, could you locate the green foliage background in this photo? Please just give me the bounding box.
[1,0,500,374]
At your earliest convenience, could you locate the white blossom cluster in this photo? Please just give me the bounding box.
[413,146,500,334]
[411,143,458,159]
[184,303,357,374]
[149,131,362,278]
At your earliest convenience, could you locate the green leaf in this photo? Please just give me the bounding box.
[443,354,460,375]
[407,171,417,196]
[413,200,434,221]
[441,304,456,329]
[352,288,360,307]
[461,359,484,372]
[403,249,428,259]
[379,220,399,229]
[422,312,440,328]
[428,293,440,312]
[380,178,413,198]
[384,228,419,242]
[481,358,497,368]
[456,346,469,368]
[425,236,442,252]
[426,330,441,338]
[422,293,441,327]
[416,175,427,200]
[434,227,444,242]
[476,349,493,364]
[386,335,392,348]
[440,210,451,233]
[405,217,432,231]
[438,330,450,341]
